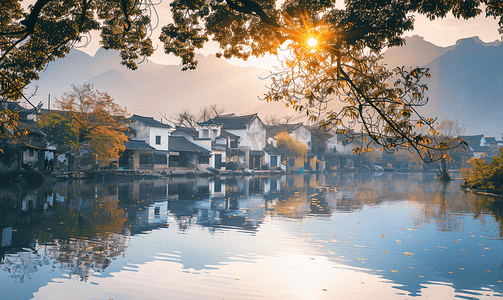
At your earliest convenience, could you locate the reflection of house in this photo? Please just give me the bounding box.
[126,115,173,171]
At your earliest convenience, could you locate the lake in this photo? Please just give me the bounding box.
[1,172,503,299]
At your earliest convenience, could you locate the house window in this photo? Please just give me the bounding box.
[230,140,238,148]
[202,129,209,138]
[28,149,35,157]
[155,135,161,145]
[154,154,167,165]
[139,154,151,165]
[212,129,218,138]
[198,155,210,164]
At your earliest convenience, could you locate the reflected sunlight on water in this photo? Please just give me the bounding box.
[1,172,503,299]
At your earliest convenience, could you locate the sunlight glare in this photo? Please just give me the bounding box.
[307,37,318,48]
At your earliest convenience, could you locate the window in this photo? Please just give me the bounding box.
[202,129,209,138]
[139,154,151,165]
[230,140,238,148]
[198,155,209,164]
[28,149,35,157]
[155,135,161,145]
[154,154,167,165]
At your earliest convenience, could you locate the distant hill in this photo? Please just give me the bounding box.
[28,48,284,122]
[28,36,503,138]
[383,36,503,138]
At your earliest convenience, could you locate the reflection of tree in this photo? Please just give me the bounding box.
[1,248,51,283]
[49,234,127,281]
[473,195,503,237]
[409,181,501,233]
[1,179,129,282]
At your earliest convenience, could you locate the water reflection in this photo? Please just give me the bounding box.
[1,173,503,298]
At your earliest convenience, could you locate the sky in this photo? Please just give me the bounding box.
[76,2,502,70]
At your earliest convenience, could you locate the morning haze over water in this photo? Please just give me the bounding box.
[1,172,503,299]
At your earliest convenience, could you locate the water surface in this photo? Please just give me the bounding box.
[1,172,502,299]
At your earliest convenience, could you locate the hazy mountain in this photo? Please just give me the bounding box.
[382,35,454,68]
[29,49,282,121]
[383,36,503,138]
[28,35,503,138]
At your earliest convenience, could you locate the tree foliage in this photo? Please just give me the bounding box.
[275,131,307,159]
[462,147,503,194]
[163,0,495,161]
[38,84,128,165]
[38,113,78,152]
[2,0,501,158]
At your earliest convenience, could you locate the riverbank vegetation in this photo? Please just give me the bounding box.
[461,148,503,195]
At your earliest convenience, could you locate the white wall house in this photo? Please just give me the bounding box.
[127,115,173,171]
[206,114,267,169]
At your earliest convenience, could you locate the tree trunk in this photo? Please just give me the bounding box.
[439,157,451,181]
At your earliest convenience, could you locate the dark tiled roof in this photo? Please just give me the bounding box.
[197,119,223,126]
[459,135,484,147]
[209,114,258,130]
[220,129,240,140]
[128,114,172,128]
[266,123,304,138]
[228,149,245,156]
[125,139,155,150]
[169,136,210,153]
[171,127,199,139]
[485,137,497,144]
[471,145,490,153]
[1,101,37,117]
[264,143,281,155]
[249,150,264,156]
[18,120,45,136]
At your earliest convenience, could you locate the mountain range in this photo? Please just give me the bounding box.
[28,35,503,137]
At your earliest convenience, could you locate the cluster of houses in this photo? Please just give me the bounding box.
[120,113,317,173]
[1,100,502,174]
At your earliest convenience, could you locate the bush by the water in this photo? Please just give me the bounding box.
[461,148,503,194]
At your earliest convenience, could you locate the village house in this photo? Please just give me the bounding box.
[206,113,269,170]
[167,136,212,170]
[0,101,48,171]
[265,123,314,171]
[125,114,173,171]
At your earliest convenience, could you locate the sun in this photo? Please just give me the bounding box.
[307,37,318,47]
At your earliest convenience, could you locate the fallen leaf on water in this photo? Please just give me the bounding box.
[419,275,424,278]
[322,289,327,291]
[384,251,388,253]
[391,270,398,272]
[310,258,315,260]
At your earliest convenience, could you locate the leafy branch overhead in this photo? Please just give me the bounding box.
[1,0,501,160]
